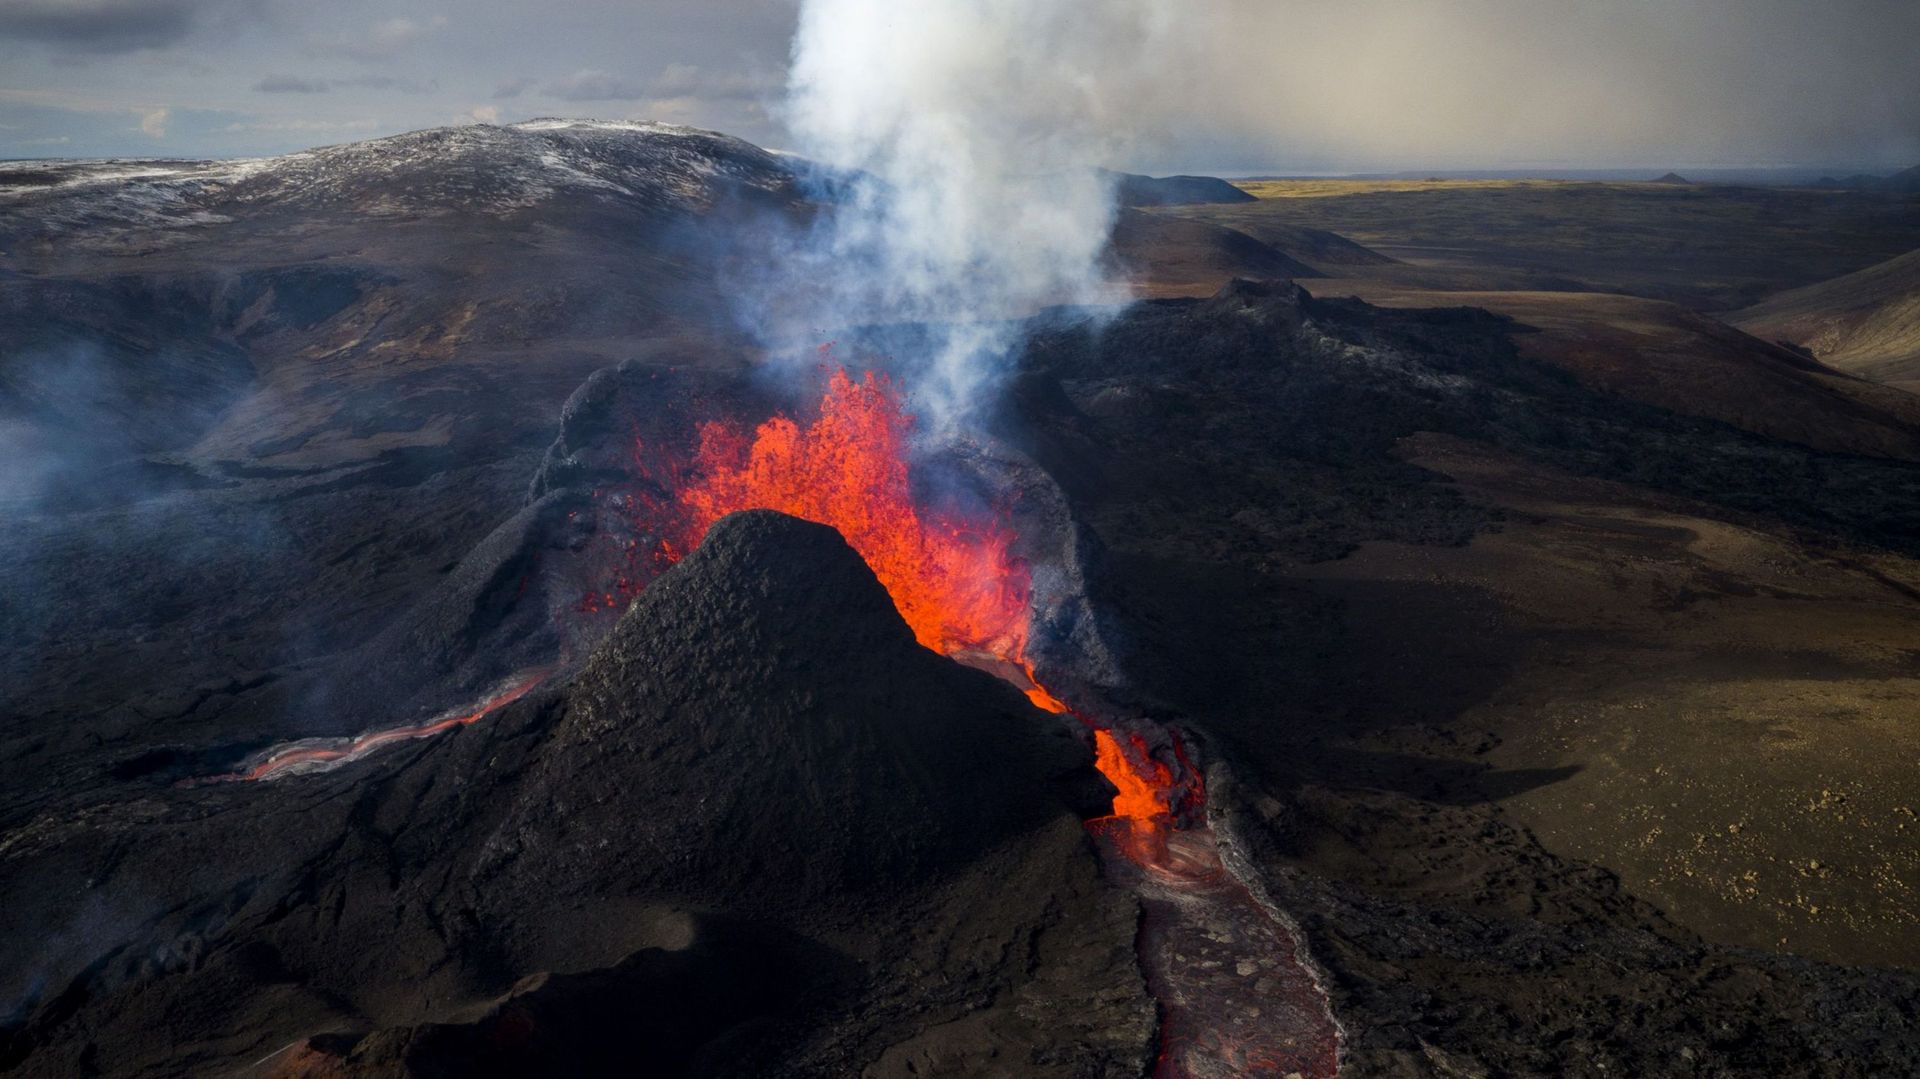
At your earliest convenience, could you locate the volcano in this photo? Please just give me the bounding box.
[9,115,1920,1077]
[0,509,1148,1077]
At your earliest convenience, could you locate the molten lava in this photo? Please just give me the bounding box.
[195,670,549,784]
[676,369,1034,661]
[1094,729,1175,823]
[611,366,1183,827]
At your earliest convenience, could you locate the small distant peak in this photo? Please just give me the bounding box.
[1650,171,1692,185]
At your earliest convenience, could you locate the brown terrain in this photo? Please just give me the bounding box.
[1292,433,1920,969]
[1734,247,1920,387]
[1127,176,1920,978]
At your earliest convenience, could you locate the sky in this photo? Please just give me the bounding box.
[1,0,1917,172]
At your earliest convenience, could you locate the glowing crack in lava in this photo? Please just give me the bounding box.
[193,670,548,784]
[616,368,1340,1076]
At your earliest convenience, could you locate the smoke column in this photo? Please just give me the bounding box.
[781,0,1185,429]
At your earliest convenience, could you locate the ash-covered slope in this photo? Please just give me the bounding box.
[0,121,805,786]
[1012,279,1920,562]
[0,510,1137,1077]
[1733,247,1920,383]
[478,510,1108,914]
[0,118,802,492]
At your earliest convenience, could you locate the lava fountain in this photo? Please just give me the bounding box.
[615,366,1341,1077]
[679,369,1034,665]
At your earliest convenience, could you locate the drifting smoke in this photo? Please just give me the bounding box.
[776,0,1193,429]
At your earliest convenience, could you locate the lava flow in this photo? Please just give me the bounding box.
[626,367,1064,712]
[605,366,1340,1076]
[192,669,549,784]
[679,368,1031,658]
[608,366,1177,809]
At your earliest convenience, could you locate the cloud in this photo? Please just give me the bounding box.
[253,74,329,94]
[138,106,168,136]
[250,73,433,95]
[543,69,651,102]
[627,64,780,131]
[221,117,377,134]
[309,15,446,62]
[343,74,431,94]
[0,0,260,54]
[1092,0,1920,172]
[650,63,780,103]
[539,63,782,111]
[5,0,1917,169]
[466,104,499,124]
[492,77,535,101]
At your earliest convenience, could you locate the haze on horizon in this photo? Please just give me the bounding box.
[1,0,1916,173]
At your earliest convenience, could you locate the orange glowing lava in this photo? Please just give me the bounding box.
[1094,729,1174,824]
[628,366,1180,829]
[204,670,549,784]
[674,368,1033,661]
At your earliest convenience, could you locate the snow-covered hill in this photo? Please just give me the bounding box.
[0,119,799,238]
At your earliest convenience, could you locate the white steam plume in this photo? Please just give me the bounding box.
[780,0,1188,430]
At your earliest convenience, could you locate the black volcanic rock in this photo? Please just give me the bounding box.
[0,510,1137,1077]
[1018,278,1920,563]
[273,917,825,1078]
[473,510,1110,916]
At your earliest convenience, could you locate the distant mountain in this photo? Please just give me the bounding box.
[1810,164,1920,191]
[1106,169,1257,207]
[1732,247,1920,384]
[0,118,798,237]
[1650,172,1692,185]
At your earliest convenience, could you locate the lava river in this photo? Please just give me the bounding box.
[190,668,549,784]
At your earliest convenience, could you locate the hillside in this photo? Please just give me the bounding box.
[1305,281,1920,459]
[1106,208,1318,296]
[1733,248,1920,384]
[1106,169,1257,207]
